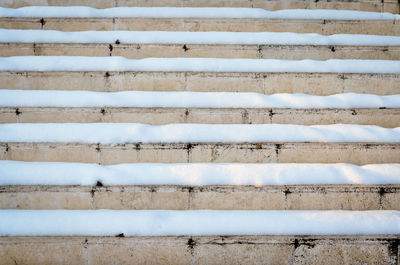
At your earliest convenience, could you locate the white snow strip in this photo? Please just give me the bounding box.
[1,210,399,236]
[1,90,400,109]
[1,7,399,20]
[2,29,400,46]
[0,123,399,144]
[1,57,400,74]
[1,161,399,186]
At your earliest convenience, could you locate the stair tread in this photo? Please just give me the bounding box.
[1,7,398,20]
[1,90,399,108]
[2,56,399,73]
[1,209,399,236]
[1,123,399,144]
[2,161,399,186]
[1,0,396,12]
[2,29,400,46]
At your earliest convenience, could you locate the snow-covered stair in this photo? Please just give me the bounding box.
[0,123,399,164]
[1,30,400,60]
[0,1,400,265]
[2,0,399,13]
[1,91,400,127]
[1,7,399,35]
[1,161,400,210]
[1,57,399,95]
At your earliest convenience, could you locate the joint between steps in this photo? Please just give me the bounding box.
[184,108,190,123]
[257,45,263,59]
[108,44,113,57]
[39,18,45,29]
[184,72,188,91]
[95,143,102,165]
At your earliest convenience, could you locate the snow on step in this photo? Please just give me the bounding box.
[1,7,399,20]
[2,29,400,46]
[1,90,399,109]
[0,0,396,12]
[1,161,399,186]
[1,123,399,144]
[1,210,399,236]
[1,56,400,74]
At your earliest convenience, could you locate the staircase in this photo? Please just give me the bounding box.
[0,0,400,264]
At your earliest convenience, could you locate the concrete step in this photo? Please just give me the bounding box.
[1,142,398,164]
[0,235,398,265]
[2,0,398,13]
[1,17,398,35]
[0,107,398,127]
[1,43,399,60]
[1,185,399,210]
[2,71,398,95]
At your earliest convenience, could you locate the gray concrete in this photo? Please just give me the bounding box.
[1,107,399,127]
[0,235,398,265]
[1,142,399,164]
[1,71,399,95]
[1,17,399,35]
[1,185,399,210]
[2,43,400,60]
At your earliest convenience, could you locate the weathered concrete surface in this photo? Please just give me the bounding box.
[1,0,398,13]
[1,17,398,35]
[1,142,399,164]
[1,107,399,127]
[1,71,398,95]
[2,43,400,60]
[0,236,191,265]
[0,185,399,210]
[0,235,398,265]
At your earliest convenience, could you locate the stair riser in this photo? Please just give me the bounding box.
[1,108,399,127]
[2,72,398,95]
[1,18,398,35]
[1,0,397,13]
[0,236,398,265]
[2,43,399,60]
[1,185,399,210]
[1,143,398,164]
